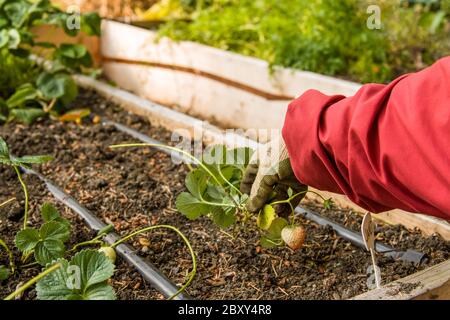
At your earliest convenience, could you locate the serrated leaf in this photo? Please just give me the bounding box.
[70,249,115,289]
[6,84,39,108]
[176,192,213,219]
[15,155,53,165]
[267,217,288,238]
[4,1,30,27]
[15,228,40,252]
[34,239,65,266]
[41,202,60,222]
[81,12,101,36]
[39,221,70,242]
[7,29,20,49]
[0,29,8,48]
[36,72,78,104]
[185,169,207,199]
[205,185,223,201]
[211,206,236,229]
[0,137,9,157]
[36,259,72,300]
[257,204,276,230]
[0,265,10,281]
[10,108,46,125]
[83,282,116,300]
[36,250,116,300]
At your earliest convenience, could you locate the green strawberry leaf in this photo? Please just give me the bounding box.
[39,221,70,243]
[176,192,213,219]
[211,206,236,229]
[41,203,70,229]
[36,250,116,300]
[6,83,39,108]
[15,228,40,252]
[0,265,10,281]
[10,108,46,125]
[185,169,207,199]
[257,204,276,230]
[0,137,9,157]
[15,155,53,165]
[267,217,288,238]
[71,249,115,288]
[34,239,65,266]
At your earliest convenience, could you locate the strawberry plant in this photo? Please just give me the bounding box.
[15,203,70,266]
[110,143,333,251]
[0,0,101,124]
[2,200,196,300]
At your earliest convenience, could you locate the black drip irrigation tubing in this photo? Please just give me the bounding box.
[20,166,191,300]
[103,118,428,266]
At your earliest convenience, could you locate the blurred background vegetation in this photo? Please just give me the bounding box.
[53,0,450,83]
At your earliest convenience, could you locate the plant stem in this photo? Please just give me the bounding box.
[68,232,106,253]
[216,164,242,196]
[269,189,329,207]
[13,166,28,230]
[0,197,15,209]
[4,263,62,300]
[0,239,15,273]
[20,261,38,269]
[110,224,196,300]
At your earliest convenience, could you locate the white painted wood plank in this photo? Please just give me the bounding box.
[102,62,288,132]
[101,20,362,98]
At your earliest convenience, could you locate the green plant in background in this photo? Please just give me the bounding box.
[0,0,101,124]
[0,136,52,229]
[110,143,333,251]
[156,0,450,83]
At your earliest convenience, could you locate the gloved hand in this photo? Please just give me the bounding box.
[240,135,307,217]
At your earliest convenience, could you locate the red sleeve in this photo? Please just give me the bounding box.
[282,57,450,221]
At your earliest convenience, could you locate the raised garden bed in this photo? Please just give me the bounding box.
[100,20,361,132]
[1,87,448,300]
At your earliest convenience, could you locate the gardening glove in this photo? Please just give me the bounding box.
[240,135,307,217]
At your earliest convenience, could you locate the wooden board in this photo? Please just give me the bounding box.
[100,20,361,131]
[352,260,450,300]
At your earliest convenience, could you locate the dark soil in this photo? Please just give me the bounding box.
[0,89,448,300]
[0,171,163,300]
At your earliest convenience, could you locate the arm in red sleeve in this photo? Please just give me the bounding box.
[282,57,450,221]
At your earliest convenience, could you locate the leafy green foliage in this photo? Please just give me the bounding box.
[15,203,70,265]
[175,145,253,228]
[0,265,10,280]
[158,0,450,83]
[0,136,53,167]
[0,0,101,124]
[36,249,116,300]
